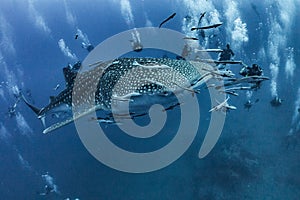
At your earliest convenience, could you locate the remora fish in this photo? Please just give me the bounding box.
[198,59,243,65]
[195,49,223,53]
[191,23,223,31]
[197,12,206,26]
[183,37,199,41]
[159,13,176,28]
[23,58,213,134]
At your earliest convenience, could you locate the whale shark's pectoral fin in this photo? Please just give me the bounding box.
[40,115,46,128]
[43,106,102,134]
[43,117,75,134]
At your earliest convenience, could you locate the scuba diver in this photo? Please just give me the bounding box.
[270,96,282,107]
[37,172,59,196]
[81,42,94,52]
[244,99,259,111]
[218,44,235,61]
[37,184,55,196]
[6,93,22,118]
[239,63,265,90]
[7,104,17,118]
[130,40,143,52]
[239,64,263,77]
[217,44,235,69]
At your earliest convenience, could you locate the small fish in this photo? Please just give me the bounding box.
[162,102,181,112]
[202,68,235,78]
[172,81,200,97]
[111,93,136,102]
[197,12,206,26]
[53,84,60,91]
[209,97,236,113]
[191,23,223,31]
[224,91,239,96]
[195,49,223,53]
[75,34,78,40]
[159,13,176,28]
[219,90,239,96]
[198,59,243,65]
[183,37,199,40]
[215,60,242,65]
[251,3,261,20]
[89,60,103,67]
[225,86,252,91]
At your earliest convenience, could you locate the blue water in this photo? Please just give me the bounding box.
[0,0,299,199]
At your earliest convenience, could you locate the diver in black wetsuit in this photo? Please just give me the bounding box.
[37,185,55,196]
[81,42,94,52]
[7,105,17,118]
[219,44,235,61]
[239,64,263,77]
[6,93,22,118]
[270,96,282,107]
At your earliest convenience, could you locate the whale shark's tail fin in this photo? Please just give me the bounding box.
[20,93,46,128]
[21,95,40,115]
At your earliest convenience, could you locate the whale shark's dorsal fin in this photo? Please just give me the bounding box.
[63,67,77,87]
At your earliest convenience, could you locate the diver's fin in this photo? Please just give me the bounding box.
[43,117,74,134]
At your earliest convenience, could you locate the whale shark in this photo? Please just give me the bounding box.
[22,57,214,134]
